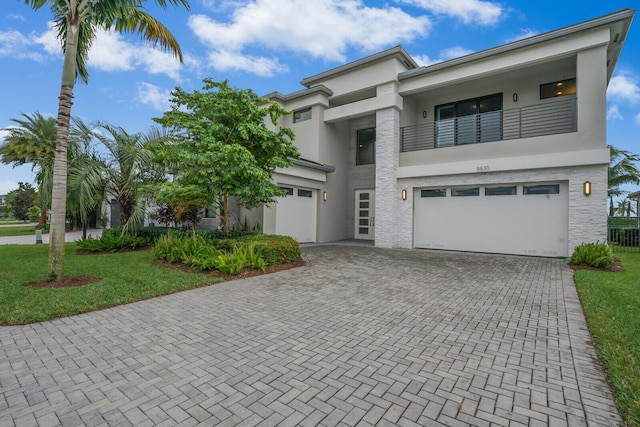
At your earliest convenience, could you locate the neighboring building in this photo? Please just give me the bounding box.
[244,9,634,257]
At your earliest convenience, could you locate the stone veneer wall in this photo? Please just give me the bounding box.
[374,105,401,248]
[394,164,607,255]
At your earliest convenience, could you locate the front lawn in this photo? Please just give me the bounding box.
[0,225,37,237]
[573,252,640,426]
[0,243,221,325]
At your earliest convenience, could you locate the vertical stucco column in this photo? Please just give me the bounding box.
[577,44,607,145]
[374,83,401,248]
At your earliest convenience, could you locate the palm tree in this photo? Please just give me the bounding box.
[615,199,636,217]
[1,112,58,224]
[89,123,168,228]
[23,0,189,281]
[608,145,640,216]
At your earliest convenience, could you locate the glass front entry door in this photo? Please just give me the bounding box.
[355,190,375,240]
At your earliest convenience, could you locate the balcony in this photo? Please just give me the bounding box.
[400,97,577,152]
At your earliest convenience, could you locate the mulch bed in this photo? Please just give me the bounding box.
[154,258,306,281]
[568,261,624,272]
[24,259,306,289]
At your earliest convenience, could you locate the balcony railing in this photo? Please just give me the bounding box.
[400,97,577,152]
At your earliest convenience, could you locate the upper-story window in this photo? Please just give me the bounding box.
[293,108,312,123]
[434,93,502,147]
[540,78,576,100]
[356,128,375,165]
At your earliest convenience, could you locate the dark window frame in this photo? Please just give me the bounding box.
[523,184,560,195]
[485,186,517,196]
[434,93,503,147]
[293,107,312,123]
[356,128,376,165]
[540,78,576,100]
[421,189,447,198]
[451,187,480,197]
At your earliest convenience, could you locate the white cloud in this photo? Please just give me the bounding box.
[136,82,172,112]
[0,29,50,61]
[0,128,10,142]
[90,30,186,80]
[439,46,474,60]
[7,14,26,21]
[608,74,640,104]
[207,50,288,77]
[635,112,640,126]
[0,180,20,195]
[607,105,623,121]
[412,46,474,66]
[396,0,504,25]
[506,28,539,43]
[0,23,186,81]
[189,0,430,75]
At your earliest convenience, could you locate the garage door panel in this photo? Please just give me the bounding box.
[414,183,568,256]
[275,186,317,243]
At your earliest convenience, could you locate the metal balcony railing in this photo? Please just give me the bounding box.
[400,97,577,152]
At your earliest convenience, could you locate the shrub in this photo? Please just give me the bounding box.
[152,233,299,273]
[76,233,152,253]
[571,242,617,270]
[246,235,301,265]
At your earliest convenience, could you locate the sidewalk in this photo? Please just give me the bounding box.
[0,228,103,245]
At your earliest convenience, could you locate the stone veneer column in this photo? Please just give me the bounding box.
[374,83,401,248]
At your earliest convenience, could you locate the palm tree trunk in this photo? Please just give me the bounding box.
[48,85,73,281]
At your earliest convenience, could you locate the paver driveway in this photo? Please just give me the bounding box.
[0,245,621,426]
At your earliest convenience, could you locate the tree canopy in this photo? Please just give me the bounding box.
[153,79,300,235]
[23,0,189,280]
[608,145,640,216]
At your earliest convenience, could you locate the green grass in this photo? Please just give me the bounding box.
[0,225,37,237]
[0,243,221,325]
[574,252,640,426]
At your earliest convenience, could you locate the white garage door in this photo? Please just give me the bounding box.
[275,186,317,243]
[414,183,568,256]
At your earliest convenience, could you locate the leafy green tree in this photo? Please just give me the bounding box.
[608,145,640,216]
[153,79,300,236]
[23,0,189,281]
[6,182,37,221]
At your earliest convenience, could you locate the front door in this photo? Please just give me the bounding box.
[355,190,375,240]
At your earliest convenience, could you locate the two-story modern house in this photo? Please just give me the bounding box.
[241,8,634,257]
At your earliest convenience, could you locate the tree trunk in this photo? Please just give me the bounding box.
[48,19,79,281]
[48,85,73,281]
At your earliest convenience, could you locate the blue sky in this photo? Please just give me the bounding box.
[1,0,639,197]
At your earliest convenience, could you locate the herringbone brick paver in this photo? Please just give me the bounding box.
[0,245,622,426]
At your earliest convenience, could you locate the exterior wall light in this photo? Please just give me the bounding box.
[402,189,407,201]
[323,191,327,202]
[583,181,591,196]
[512,93,518,102]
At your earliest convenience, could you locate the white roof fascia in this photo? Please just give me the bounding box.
[399,8,635,83]
[300,46,418,88]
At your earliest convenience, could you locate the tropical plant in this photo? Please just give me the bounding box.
[23,0,189,281]
[571,241,616,270]
[1,112,58,223]
[615,199,636,217]
[153,79,300,237]
[88,123,169,228]
[608,145,640,216]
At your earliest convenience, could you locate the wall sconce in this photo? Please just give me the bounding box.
[323,191,327,202]
[401,189,407,201]
[512,93,518,102]
[422,111,427,119]
[583,181,591,196]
